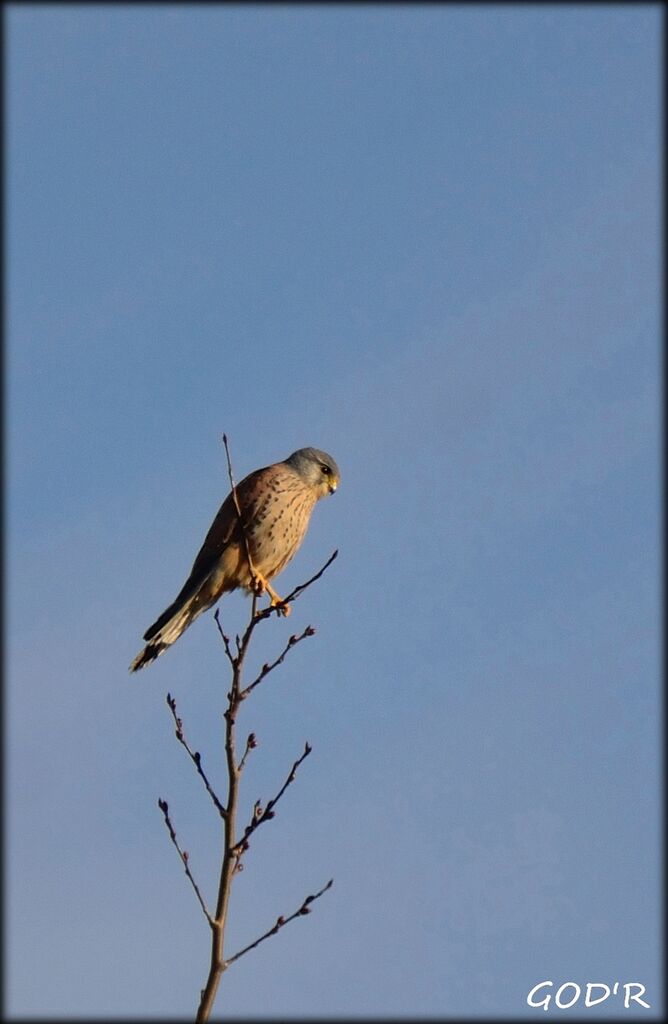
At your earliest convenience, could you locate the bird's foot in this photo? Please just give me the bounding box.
[250,571,268,596]
[266,582,291,617]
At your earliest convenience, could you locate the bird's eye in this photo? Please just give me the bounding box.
[321,464,331,475]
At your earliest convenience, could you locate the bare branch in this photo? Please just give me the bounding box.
[158,798,214,927]
[283,548,339,604]
[166,694,227,820]
[233,742,312,853]
[237,732,258,773]
[229,549,337,668]
[213,609,235,668]
[252,549,339,624]
[225,878,334,967]
[240,625,316,700]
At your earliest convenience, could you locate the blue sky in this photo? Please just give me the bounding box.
[6,4,662,1018]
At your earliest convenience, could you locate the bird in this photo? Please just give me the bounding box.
[130,446,339,672]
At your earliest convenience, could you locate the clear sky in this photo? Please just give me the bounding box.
[6,4,662,1019]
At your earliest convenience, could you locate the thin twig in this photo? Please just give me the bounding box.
[282,548,339,604]
[225,879,334,967]
[166,694,227,820]
[249,548,336,626]
[240,625,316,700]
[233,742,312,853]
[238,732,258,773]
[158,799,214,927]
[251,549,339,625]
[213,609,235,668]
[232,549,338,670]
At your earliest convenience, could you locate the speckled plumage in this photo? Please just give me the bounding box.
[130,447,339,672]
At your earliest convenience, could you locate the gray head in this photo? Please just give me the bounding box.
[284,447,340,497]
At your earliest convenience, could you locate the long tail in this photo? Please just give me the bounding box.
[130,587,206,672]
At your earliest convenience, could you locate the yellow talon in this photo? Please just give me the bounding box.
[264,581,291,616]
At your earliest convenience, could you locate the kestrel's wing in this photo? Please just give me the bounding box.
[143,468,269,641]
[186,465,283,581]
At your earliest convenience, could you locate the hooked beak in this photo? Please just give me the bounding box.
[328,480,338,495]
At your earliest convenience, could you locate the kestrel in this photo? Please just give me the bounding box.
[130,446,339,672]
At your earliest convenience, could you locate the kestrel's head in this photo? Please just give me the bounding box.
[285,447,340,498]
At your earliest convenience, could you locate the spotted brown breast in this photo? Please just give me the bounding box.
[242,464,318,583]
